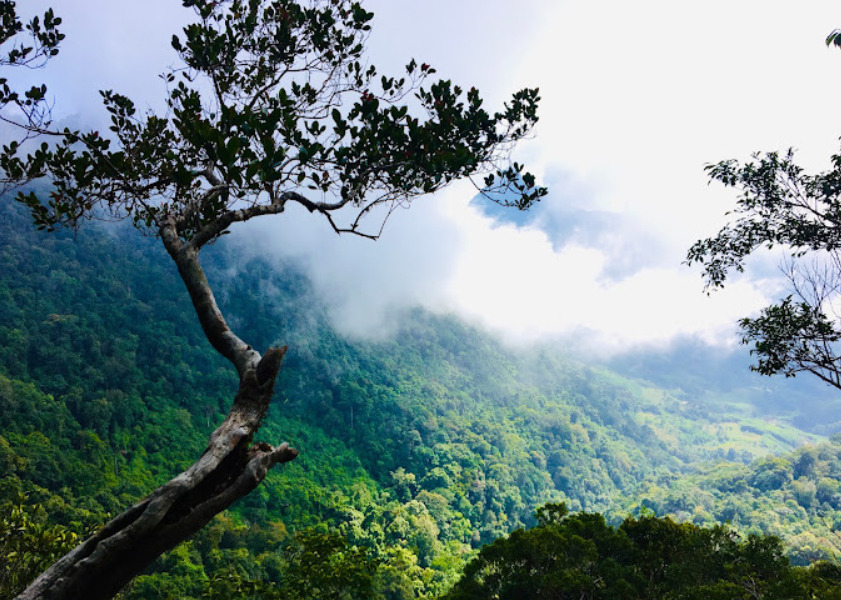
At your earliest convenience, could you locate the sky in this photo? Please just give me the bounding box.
[16,0,841,356]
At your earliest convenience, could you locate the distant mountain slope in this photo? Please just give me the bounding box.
[607,340,841,436]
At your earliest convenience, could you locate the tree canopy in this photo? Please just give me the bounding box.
[4,0,544,242]
[444,503,841,600]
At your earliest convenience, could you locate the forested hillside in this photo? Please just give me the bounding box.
[1,197,839,597]
[632,438,841,566]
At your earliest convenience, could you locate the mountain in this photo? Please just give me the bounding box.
[0,197,839,598]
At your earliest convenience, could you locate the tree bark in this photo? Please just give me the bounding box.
[15,224,298,600]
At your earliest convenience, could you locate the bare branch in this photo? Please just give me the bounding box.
[160,219,258,378]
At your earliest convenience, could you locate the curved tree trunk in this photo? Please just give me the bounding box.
[16,224,299,600]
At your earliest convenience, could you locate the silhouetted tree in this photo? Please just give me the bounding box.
[688,33,841,391]
[1,1,544,598]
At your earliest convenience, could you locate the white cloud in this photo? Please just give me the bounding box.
[438,196,770,352]
[16,0,841,354]
[230,194,465,340]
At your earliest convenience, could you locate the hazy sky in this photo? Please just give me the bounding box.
[18,0,841,354]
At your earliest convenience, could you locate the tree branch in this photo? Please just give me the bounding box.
[160,219,258,378]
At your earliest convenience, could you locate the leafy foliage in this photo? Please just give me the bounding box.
[0,495,78,600]
[687,149,841,290]
[0,0,63,135]
[687,38,841,389]
[444,503,837,600]
[739,296,841,385]
[4,0,544,240]
[2,4,841,595]
[631,438,841,567]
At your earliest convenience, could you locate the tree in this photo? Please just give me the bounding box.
[273,529,378,600]
[687,36,841,391]
[444,503,826,600]
[0,1,545,598]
